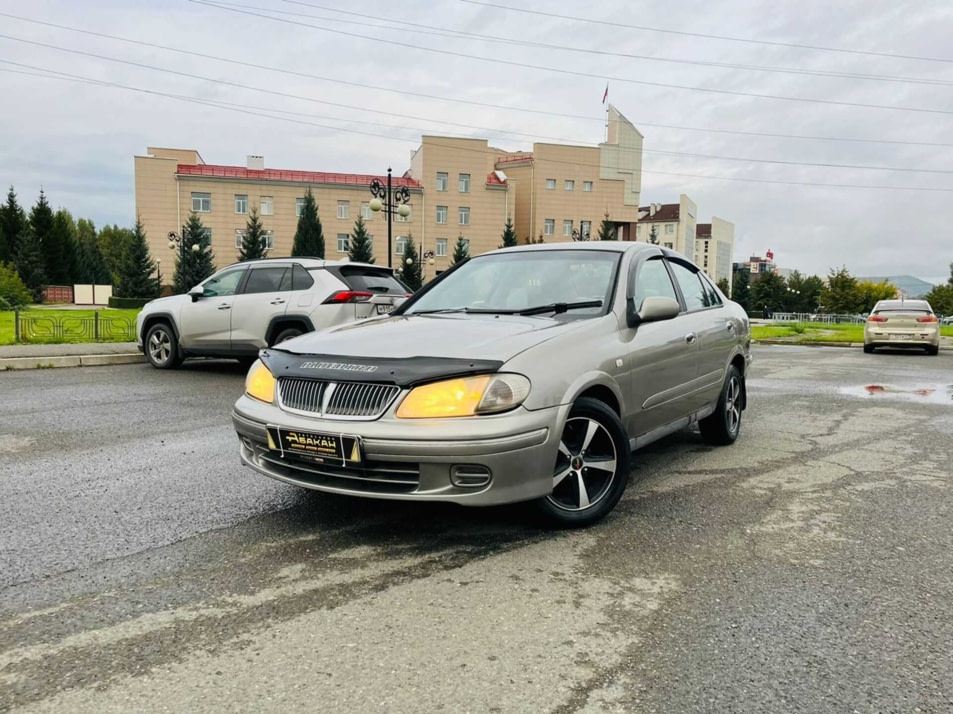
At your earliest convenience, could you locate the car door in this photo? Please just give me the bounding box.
[228,264,293,351]
[666,259,729,412]
[178,266,248,352]
[624,256,699,436]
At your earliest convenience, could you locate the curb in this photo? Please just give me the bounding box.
[755,340,950,351]
[0,353,144,371]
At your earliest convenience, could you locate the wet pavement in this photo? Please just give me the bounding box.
[1,347,952,713]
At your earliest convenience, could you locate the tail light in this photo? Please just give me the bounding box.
[917,316,938,323]
[323,290,373,304]
[867,315,887,322]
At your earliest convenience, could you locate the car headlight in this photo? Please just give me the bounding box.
[396,374,531,419]
[245,360,276,404]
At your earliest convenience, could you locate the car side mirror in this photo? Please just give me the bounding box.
[627,296,681,328]
[188,285,204,303]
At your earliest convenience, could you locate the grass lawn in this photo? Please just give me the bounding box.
[752,322,953,344]
[0,309,141,346]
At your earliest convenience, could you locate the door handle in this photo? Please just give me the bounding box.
[270,299,286,305]
[218,304,231,311]
[685,333,696,344]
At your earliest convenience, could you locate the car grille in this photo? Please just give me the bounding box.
[277,378,400,420]
[257,450,420,494]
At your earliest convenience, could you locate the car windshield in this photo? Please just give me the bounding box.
[406,250,620,316]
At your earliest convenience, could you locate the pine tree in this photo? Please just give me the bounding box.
[13,226,47,304]
[499,216,518,248]
[291,188,324,258]
[46,209,78,285]
[74,219,112,285]
[401,234,422,292]
[238,207,268,261]
[28,190,56,280]
[115,217,160,299]
[349,216,374,264]
[648,225,659,244]
[173,212,216,294]
[0,186,26,263]
[597,211,617,241]
[731,269,750,311]
[452,234,470,265]
[716,277,731,296]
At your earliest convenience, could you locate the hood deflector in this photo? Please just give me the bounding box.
[261,349,504,388]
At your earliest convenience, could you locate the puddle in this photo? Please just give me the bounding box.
[839,384,953,405]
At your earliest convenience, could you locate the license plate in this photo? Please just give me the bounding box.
[376,303,395,315]
[267,427,362,465]
[889,334,913,340]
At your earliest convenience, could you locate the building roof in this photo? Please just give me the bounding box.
[175,163,422,189]
[696,223,712,237]
[637,204,680,222]
[486,171,507,186]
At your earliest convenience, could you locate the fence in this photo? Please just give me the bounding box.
[769,312,865,324]
[14,310,137,343]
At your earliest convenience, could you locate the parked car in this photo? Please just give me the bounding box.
[864,299,940,355]
[941,315,953,326]
[232,243,752,527]
[137,258,409,369]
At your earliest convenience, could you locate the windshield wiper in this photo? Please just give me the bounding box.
[518,300,603,316]
[410,307,473,315]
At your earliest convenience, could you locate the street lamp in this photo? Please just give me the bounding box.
[369,168,412,269]
[571,226,591,241]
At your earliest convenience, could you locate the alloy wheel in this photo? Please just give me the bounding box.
[149,329,171,365]
[726,376,741,436]
[547,417,618,512]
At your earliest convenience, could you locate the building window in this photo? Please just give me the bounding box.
[459,237,470,251]
[361,202,372,220]
[191,192,211,212]
[337,233,349,253]
[234,195,247,214]
[435,238,448,256]
[583,181,593,192]
[436,205,447,224]
[459,173,470,193]
[263,230,274,249]
[459,207,470,225]
[544,218,555,236]
[260,196,274,216]
[436,172,448,191]
[665,224,674,234]
[565,180,574,191]
[395,210,410,223]
[337,200,349,219]
[235,230,271,249]
[235,230,244,248]
[295,197,306,218]
[664,242,673,249]
[545,178,556,190]
[563,220,573,236]
[395,237,408,254]
[636,225,642,238]
[580,220,591,238]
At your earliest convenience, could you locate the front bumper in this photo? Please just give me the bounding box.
[232,395,570,506]
[864,327,939,348]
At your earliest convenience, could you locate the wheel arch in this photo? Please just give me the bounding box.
[141,312,179,343]
[265,314,315,346]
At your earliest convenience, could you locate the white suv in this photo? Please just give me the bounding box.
[136,258,409,369]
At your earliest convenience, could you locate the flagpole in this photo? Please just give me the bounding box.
[603,82,609,143]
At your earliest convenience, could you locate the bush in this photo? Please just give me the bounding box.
[0,295,11,311]
[0,262,33,308]
[108,295,153,309]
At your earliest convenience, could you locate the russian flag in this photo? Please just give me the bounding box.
[602,83,609,104]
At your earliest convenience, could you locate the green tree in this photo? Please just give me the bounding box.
[46,209,78,285]
[115,217,160,299]
[820,267,864,314]
[924,284,953,316]
[731,269,750,311]
[751,271,787,314]
[0,262,33,308]
[348,215,374,264]
[292,188,324,258]
[400,234,422,292]
[13,226,47,303]
[0,186,27,263]
[648,224,659,244]
[173,212,216,294]
[98,224,134,282]
[452,234,470,265]
[499,216,518,248]
[857,280,898,313]
[801,275,824,313]
[716,277,730,296]
[238,207,268,262]
[597,211,617,241]
[525,233,545,245]
[74,219,112,285]
[29,190,56,279]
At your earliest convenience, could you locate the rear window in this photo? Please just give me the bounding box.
[326,266,408,294]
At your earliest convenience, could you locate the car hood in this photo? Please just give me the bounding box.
[278,313,592,362]
[143,294,188,311]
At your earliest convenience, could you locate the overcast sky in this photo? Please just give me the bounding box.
[1,0,951,282]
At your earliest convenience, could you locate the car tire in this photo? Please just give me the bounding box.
[145,323,182,369]
[272,327,303,346]
[926,345,939,356]
[699,365,743,446]
[863,344,874,354]
[535,397,631,528]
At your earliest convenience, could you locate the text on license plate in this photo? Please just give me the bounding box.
[889,334,914,340]
[267,427,362,465]
[376,303,395,315]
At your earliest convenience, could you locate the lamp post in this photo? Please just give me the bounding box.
[368,168,412,269]
[167,231,201,258]
[571,225,591,242]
